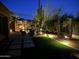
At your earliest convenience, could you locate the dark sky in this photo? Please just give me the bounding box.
[1,0,79,20]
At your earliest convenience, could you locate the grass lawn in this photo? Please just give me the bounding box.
[22,36,78,59]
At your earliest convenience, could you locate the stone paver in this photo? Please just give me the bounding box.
[5,32,35,58]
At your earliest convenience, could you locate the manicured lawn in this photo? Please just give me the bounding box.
[22,36,78,59]
[32,37,76,51]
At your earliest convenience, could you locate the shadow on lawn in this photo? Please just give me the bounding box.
[22,47,78,59]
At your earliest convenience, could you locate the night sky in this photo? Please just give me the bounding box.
[1,0,79,20]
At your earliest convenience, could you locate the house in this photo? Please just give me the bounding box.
[9,17,33,32]
[0,2,13,40]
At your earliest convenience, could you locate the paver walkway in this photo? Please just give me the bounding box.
[0,32,35,59]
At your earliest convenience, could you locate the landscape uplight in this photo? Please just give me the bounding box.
[64,35,69,39]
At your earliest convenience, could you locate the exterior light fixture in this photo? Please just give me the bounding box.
[64,35,69,39]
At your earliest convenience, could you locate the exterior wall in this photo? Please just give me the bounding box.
[0,2,31,33]
[15,20,30,32]
[0,2,13,40]
[0,14,9,40]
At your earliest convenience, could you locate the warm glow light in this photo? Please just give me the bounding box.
[44,33,47,37]
[58,40,76,49]
[22,27,24,30]
[38,33,77,50]
[60,40,70,46]
[64,35,69,39]
[48,34,57,39]
[40,28,42,31]
[39,33,57,39]
[26,30,30,33]
[19,25,25,31]
[38,33,47,37]
[39,32,43,35]
[10,29,13,33]
[19,25,22,29]
[22,29,25,31]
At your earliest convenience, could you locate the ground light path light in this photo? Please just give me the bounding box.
[56,39,78,50]
[39,33,58,39]
[38,33,78,50]
[58,40,74,47]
